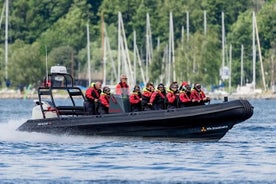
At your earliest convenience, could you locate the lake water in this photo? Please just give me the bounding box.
[0,98,275,183]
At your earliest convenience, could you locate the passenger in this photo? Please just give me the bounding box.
[166,82,179,109]
[179,81,193,107]
[149,83,166,110]
[84,81,102,115]
[115,74,130,96]
[191,83,210,105]
[141,82,155,111]
[129,85,142,112]
[99,86,111,114]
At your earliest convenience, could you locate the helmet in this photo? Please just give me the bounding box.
[194,83,201,91]
[157,83,164,89]
[103,86,111,94]
[170,82,178,90]
[133,85,140,92]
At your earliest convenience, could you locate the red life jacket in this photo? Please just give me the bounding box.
[115,82,129,95]
[85,86,101,101]
[99,93,110,108]
[129,92,142,105]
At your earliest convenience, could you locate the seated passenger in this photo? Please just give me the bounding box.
[99,86,111,114]
[129,85,142,112]
[191,83,210,105]
[149,83,166,110]
[166,82,179,109]
[179,81,193,107]
[84,81,102,115]
[141,82,155,111]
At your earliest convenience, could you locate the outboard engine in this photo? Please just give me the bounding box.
[31,100,57,119]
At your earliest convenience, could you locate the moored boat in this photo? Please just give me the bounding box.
[17,67,254,141]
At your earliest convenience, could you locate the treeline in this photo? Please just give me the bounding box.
[0,0,275,90]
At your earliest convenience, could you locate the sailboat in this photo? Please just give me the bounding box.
[233,11,264,97]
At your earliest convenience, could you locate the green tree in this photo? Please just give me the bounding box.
[38,0,93,51]
[8,40,45,87]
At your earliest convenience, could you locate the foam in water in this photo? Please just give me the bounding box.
[0,118,115,144]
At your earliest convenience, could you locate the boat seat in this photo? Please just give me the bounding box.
[56,106,87,116]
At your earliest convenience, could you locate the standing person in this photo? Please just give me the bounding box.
[166,82,179,109]
[115,74,130,96]
[99,86,111,114]
[141,82,155,111]
[84,81,102,115]
[191,83,210,105]
[179,81,193,107]
[149,83,166,110]
[129,85,142,112]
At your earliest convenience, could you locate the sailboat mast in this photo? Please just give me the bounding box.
[87,22,91,85]
[204,10,207,35]
[221,11,225,69]
[229,44,232,91]
[5,0,8,80]
[133,30,136,83]
[186,11,189,41]
[45,46,48,83]
[252,12,256,91]
[101,13,106,86]
[253,11,266,91]
[117,12,121,82]
[241,44,244,86]
[168,13,171,83]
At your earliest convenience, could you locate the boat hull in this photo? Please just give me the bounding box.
[17,99,253,141]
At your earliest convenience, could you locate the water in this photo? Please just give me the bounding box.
[0,98,275,183]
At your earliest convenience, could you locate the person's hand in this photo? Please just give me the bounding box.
[95,99,99,103]
[147,103,152,106]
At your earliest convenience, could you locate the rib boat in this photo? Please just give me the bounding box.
[17,66,254,141]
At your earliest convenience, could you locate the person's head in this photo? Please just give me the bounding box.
[157,83,165,92]
[103,86,111,95]
[170,82,178,92]
[146,82,154,91]
[133,85,141,92]
[120,74,128,83]
[194,83,201,92]
[94,81,102,90]
[181,81,191,92]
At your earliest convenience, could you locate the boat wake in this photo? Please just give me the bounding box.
[0,118,121,144]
